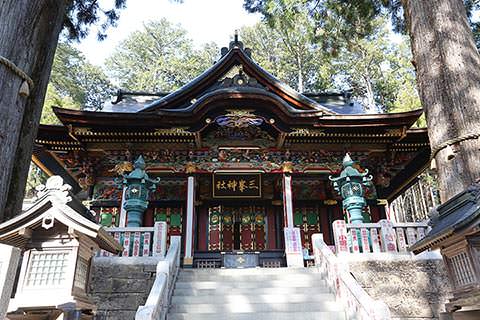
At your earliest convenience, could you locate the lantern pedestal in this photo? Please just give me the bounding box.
[125,200,148,227]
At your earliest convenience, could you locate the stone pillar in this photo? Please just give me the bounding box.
[0,244,21,319]
[184,176,195,267]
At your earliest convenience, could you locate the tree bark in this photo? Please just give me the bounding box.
[0,0,68,221]
[402,0,480,201]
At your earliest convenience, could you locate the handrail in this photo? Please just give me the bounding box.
[333,219,429,254]
[135,236,181,320]
[312,234,391,320]
[98,222,167,257]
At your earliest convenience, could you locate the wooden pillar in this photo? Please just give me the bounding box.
[282,174,294,228]
[282,173,303,267]
[184,176,195,267]
[118,186,127,227]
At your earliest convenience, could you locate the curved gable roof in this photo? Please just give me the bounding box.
[140,40,336,115]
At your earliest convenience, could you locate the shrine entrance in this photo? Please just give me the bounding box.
[207,204,267,252]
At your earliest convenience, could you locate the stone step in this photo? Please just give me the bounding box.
[172,285,331,296]
[179,268,319,276]
[177,273,323,282]
[171,292,335,304]
[174,279,327,289]
[167,311,346,320]
[169,301,344,314]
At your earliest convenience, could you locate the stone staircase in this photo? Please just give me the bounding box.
[167,268,346,320]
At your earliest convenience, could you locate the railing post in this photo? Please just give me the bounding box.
[153,221,167,257]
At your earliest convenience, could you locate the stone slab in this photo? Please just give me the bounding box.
[0,244,20,319]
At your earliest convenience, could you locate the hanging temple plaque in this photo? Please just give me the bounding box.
[212,173,262,198]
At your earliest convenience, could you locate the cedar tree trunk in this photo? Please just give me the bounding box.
[0,0,68,221]
[402,0,480,201]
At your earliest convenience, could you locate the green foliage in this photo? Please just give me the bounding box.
[41,42,114,124]
[241,19,334,93]
[105,19,219,92]
[244,0,388,51]
[24,163,48,199]
[50,42,114,110]
[63,0,127,40]
[41,85,78,125]
[240,10,420,115]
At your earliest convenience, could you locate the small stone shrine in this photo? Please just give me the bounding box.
[0,176,121,320]
[410,182,480,320]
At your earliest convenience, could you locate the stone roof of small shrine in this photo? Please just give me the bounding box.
[0,176,122,253]
[410,182,480,254]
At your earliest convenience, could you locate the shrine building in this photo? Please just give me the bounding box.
[32,38,430,267]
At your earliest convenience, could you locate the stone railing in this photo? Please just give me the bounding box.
[312,234,391,320]
[135,236,181,320]
[332,219,429,254]
[98,222,167,257]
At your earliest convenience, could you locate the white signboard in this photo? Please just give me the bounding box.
[406,227,417,246]
[350,229,360,253]
[396,228,407,252]
[133,232,141,257]
[370,228,381,253]
[360,228,370,253]
[143,232,151,256]
[332,220,349,253]
[122,231,131,257]
[284,227,304,267]
[379,219,397,252]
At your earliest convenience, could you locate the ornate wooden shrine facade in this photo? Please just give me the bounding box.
[33,39,430,267]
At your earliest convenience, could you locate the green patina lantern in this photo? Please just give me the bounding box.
[119,156,159,227]
[329,153,373,224]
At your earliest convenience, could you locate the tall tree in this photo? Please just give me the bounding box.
[106,19,219,92]
[40,41,114,125]
[401,0,480,200]
[334,21,420,114]
[246,0,480,200]
[241,21,335,92]
[50,42,113,110]
[0,0,126,222]
[241,10,419,114]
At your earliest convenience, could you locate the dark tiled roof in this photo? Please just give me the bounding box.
[410,183,480,253]
[101,91,368,115]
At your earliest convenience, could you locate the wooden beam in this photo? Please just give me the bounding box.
[194,132,202,148]
[276,133,286,149]
[31,154,54,176]
[18,228,32,239]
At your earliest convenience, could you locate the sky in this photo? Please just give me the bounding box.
[76,0,261,66]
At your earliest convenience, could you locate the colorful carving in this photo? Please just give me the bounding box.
[208,206,221,251]
[293,206,321,252]
[109,161,133,175]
